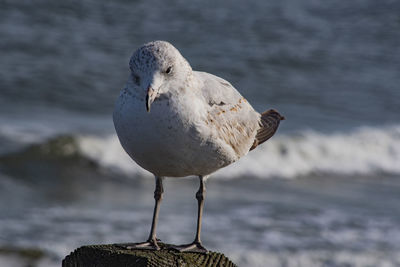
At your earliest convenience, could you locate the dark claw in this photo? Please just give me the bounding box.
[171,242,208,254]
[116,239,160,251]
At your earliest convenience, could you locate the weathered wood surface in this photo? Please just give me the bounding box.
[62,243,238,267]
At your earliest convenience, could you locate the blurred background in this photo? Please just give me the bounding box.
[1,0,400,266]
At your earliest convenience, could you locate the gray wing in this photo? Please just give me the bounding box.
[195,71,243,107]
[194,71,261,158]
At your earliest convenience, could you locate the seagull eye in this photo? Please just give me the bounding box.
[132,74,140,85]
[165,66,172,74]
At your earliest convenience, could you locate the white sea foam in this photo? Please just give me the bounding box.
[221,125,400,178]
[77,133,150,177]
[76,125,400,179]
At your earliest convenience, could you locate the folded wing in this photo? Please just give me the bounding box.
[195,72,260,158]
[250,109,285,151]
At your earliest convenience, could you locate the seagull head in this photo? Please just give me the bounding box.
[128,41,192,112]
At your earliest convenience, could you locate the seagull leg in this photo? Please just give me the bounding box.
[173,175,208,253]
[121,176,164,250]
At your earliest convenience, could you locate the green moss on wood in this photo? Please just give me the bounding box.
[63,242,238,267]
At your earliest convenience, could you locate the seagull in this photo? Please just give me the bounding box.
[113,40,284,253]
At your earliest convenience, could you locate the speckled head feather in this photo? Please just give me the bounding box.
[127,41,196,112]
[129,41,192,81]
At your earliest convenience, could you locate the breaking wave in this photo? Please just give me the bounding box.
[74,125,400,179]
[2,122,399,180]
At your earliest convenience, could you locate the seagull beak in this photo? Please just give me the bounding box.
[146,86,156,113]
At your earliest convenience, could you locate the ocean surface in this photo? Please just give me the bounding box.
[1,0,400,266]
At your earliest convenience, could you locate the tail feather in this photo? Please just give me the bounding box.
[250,109,285,151]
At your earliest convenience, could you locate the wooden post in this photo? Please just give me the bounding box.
[62,243,238,267]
